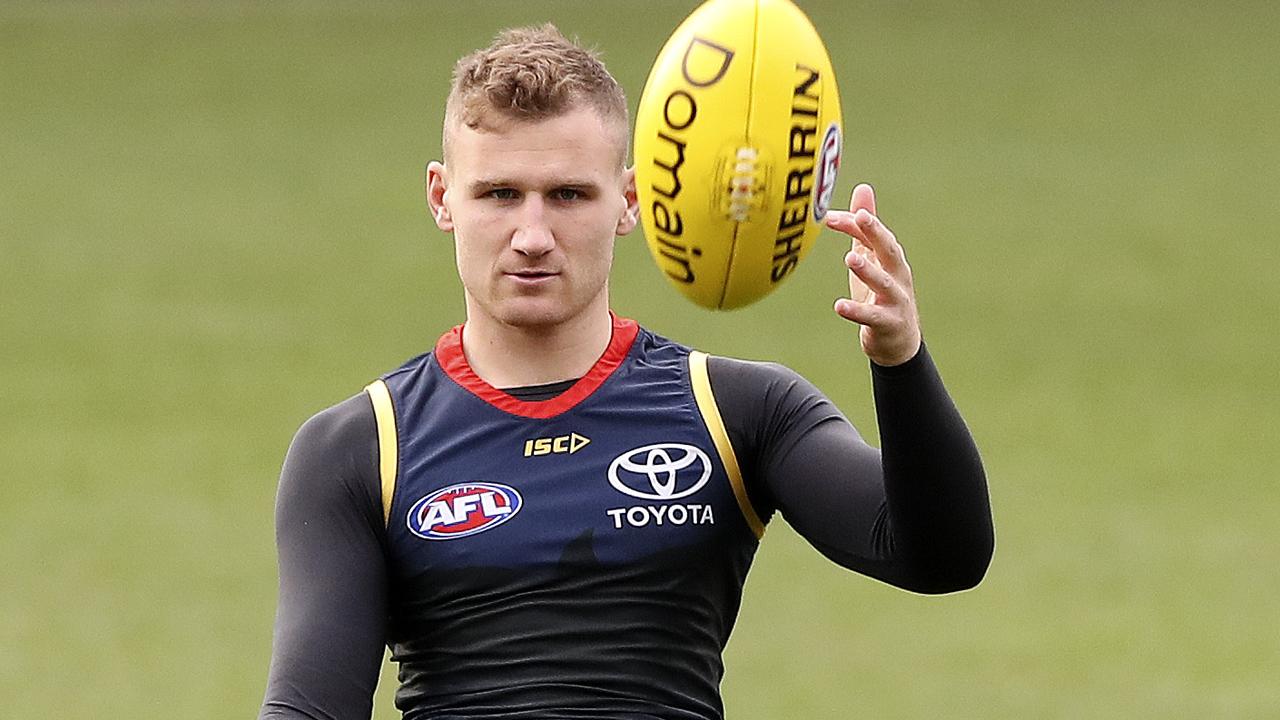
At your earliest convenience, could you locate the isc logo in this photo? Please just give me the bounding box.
[523,433,590,457]
[406,482,522,541]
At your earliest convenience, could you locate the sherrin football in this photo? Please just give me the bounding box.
[634,0,842,310]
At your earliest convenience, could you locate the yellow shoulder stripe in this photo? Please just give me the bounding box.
[364,379,398,527]
[689,351,765,540]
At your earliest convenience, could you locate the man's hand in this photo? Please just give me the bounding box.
[824,183,922,367]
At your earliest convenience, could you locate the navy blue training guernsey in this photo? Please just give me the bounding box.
[369,315,765,719]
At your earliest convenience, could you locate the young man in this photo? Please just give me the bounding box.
[260,25,993,720]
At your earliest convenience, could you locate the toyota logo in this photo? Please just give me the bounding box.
[608,443,711,501]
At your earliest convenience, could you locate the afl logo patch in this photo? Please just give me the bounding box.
[407,482,522,541]
[812,122,841,221]
[608,443,712,501]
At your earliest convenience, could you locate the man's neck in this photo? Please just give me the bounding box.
[460,306,614,389]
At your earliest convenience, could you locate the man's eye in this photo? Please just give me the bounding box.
[487,188,518,200]
[552,188,582,201]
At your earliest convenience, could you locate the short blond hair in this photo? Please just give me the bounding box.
[442,24,629,165]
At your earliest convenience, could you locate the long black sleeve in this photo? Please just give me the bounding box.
[259,393,388,719]
[707,343,994,594]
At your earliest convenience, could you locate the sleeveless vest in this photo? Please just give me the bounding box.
[364,314,765,719]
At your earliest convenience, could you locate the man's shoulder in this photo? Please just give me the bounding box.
[279,391,381,522]
[291,391,377,455]
[702,353,842,434]
[628,326,818,401]
[704,353,809,391]
[291,386,384,453]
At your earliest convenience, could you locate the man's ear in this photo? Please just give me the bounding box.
[616,166,639,236]
[425,161,453,232]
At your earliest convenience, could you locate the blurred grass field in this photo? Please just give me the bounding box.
[2,1,1278,718]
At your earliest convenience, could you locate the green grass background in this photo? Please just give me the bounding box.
[2,1,1277,717]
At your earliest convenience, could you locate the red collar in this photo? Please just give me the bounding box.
[434,314,640,419]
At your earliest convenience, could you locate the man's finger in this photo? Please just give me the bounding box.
[827,211,878,302]
[850,182,876,216]
[833,297,891,329]
[845,249,906,305]
[853,209,908,279]
[824,210,870,246]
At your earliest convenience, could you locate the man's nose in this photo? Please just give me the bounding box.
[511,194,555,256]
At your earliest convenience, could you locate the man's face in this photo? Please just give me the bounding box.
[427,106,637,330]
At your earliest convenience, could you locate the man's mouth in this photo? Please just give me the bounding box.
[506,269,559,283]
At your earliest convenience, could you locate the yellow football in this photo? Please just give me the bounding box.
[633,0,842,310]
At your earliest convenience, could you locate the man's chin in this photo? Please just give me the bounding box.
[493,302,572,330]
[469,287,609,331]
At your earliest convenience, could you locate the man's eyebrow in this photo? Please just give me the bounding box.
[466,178,603,192]
[466,179,509,193]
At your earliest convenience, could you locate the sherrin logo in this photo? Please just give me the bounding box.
[812,122,841,221]
[608,443,711,501]
[407,482,522,541]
